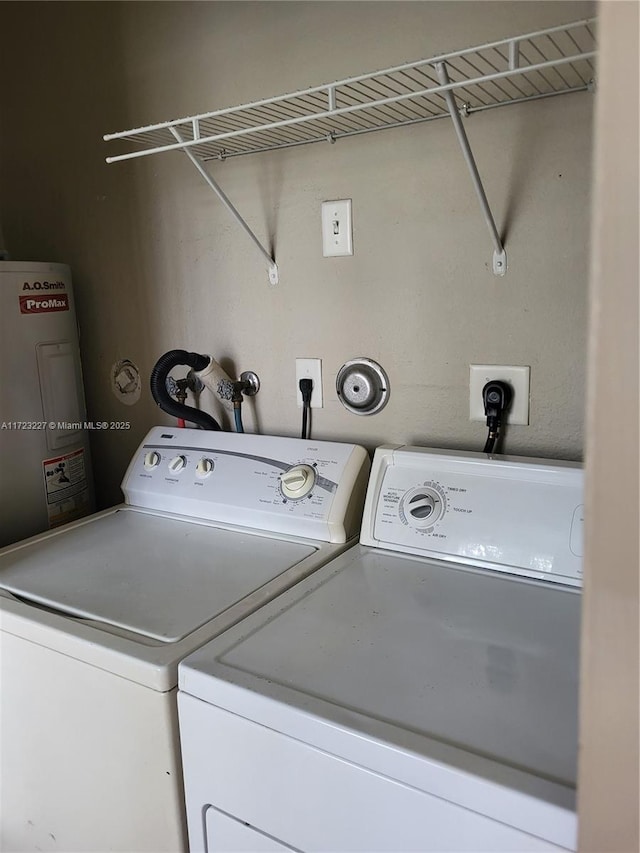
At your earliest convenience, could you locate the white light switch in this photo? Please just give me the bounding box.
[321,199,353,257]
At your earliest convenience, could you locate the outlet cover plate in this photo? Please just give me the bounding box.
[296,358,323,408]
[321,199,353,257]
[469,364,530,425]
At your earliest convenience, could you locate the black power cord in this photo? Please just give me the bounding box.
[482,381,513,454]
[299,378,313,439]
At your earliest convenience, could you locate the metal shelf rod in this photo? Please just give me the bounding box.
[435,61,506,276]
[170,128,279,285]
[105,50,595,163]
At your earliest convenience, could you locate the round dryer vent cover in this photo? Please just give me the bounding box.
[336,358,390,416]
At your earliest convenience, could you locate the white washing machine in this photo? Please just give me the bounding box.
[0,426,370,853]
[178,444,584,853]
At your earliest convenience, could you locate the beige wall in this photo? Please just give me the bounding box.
[0,0,594,508]
[3,3,639,847]
[578,1,639,849]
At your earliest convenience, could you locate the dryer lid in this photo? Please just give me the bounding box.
[0,509,315,642]
[181,545,581,788]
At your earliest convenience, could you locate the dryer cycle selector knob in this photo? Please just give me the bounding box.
[168,455,187,473]
[279,464,316,500]
[401,486,446,529]
[196,458,214,478]
[408,493,437,520]
[143,451,161,470]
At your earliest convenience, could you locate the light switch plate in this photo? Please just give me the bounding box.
[469,364,530,425]
[321,199,353,257]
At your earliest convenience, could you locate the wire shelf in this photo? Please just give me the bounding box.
[105,18,596,164]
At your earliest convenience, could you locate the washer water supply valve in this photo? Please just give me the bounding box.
[165,375,193,408]
[215,372,260,405]
[150,350,259,432]
[214,372,260,433]
[151,350,221,430]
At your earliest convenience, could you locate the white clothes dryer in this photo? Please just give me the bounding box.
[178,444,583,853]
[0,426,370,853]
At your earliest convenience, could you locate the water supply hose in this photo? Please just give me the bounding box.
[233,406,244,433]
[215,377,245,432]
[150,350,222,431]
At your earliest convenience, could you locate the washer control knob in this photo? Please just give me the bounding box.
[196,457,214,478]
[168,454,187,473]
[143,451,161,470]
[280,464,316,500]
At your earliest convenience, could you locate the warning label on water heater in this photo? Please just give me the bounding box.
[43,448,90,528]
[20,294,69,314]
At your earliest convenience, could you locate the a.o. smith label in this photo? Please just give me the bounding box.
[22,280,66,291]
[19,293,69,314]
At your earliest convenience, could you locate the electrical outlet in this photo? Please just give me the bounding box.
[469,365,530,425]
[321,199,353,257]
[296,358,323,408]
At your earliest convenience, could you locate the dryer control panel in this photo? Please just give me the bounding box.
[122,427,370,544]
[361,445,583,586]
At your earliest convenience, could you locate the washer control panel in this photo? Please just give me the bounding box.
[361,445,584,586]
[121,427,370,544]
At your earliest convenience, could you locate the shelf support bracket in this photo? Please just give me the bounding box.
[434,62,506,277]
[170,128,279,285]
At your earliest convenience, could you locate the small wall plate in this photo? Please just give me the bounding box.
[111,359,141,405]
[336,358,389,416]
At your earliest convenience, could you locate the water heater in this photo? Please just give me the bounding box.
[0,262,94,547]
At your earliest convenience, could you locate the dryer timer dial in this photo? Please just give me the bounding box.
[400,485,446,529]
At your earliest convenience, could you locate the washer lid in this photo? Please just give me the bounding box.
[181,546,581,788]
[0,509,315,643]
